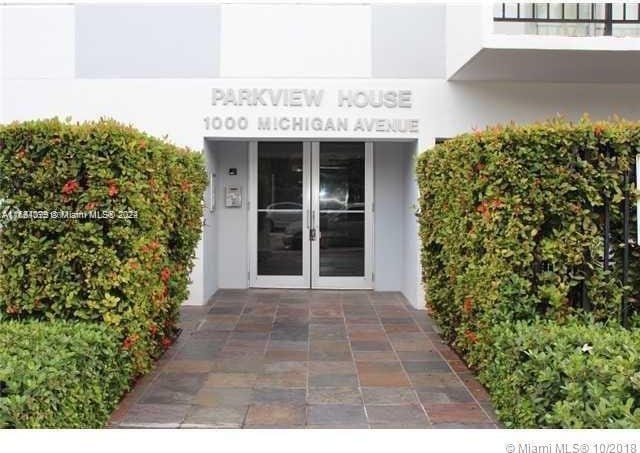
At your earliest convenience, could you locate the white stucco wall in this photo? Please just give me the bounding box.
[203,141,219,303]
[403,143,421,307]
[446,3,486,78]
[221,4,371,78]
[3,2,640,308]
[374,142,411,292]
[2,5,75,80]
[214,141,250,290]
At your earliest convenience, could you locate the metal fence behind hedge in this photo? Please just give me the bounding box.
[436,137,637,327]
[616,155,635,328]
[574,154,637,327]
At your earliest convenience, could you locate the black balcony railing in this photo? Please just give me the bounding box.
[494,3,640,36]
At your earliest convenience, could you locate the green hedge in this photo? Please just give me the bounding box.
[416,117,640,428]
[0,321,132,428]
[482,318,640,428]
[416,118,638,365]
[0,119,207,373]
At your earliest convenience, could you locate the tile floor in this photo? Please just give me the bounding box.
[109,290,499,429]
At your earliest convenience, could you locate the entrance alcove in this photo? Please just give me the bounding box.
[202,139,420,307]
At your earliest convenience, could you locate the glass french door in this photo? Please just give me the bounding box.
[249,141,373,289]
[311,142,373,289]
[249,141,311,288]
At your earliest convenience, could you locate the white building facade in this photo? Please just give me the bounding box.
[3,2,640,308]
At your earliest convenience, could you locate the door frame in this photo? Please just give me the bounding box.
[248,140,374,290]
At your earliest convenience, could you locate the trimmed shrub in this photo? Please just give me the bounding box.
[0,321,132,428]
[481,318,640,428]
[0,118,207,373]
[416,118,639,366]
[416,117,640,428]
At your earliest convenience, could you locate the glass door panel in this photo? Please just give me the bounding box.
[312,142,372,289]
[318,212,365,276]
[251,142,310,287]
[318,142,365,277]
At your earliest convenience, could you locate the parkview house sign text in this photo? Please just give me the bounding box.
[203,88,420,134]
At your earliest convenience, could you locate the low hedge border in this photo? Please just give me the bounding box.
[0,321,132,428]
[482,318,640,428]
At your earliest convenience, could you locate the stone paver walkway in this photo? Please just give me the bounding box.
[109,290,499,428]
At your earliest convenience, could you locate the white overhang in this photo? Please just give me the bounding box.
[450,35,640,83]
[446,4,640,83]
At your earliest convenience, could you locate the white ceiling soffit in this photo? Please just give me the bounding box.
[450,35,640,83]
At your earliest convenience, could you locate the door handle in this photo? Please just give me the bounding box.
[306,209,310,229]
[310,209,316,241]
